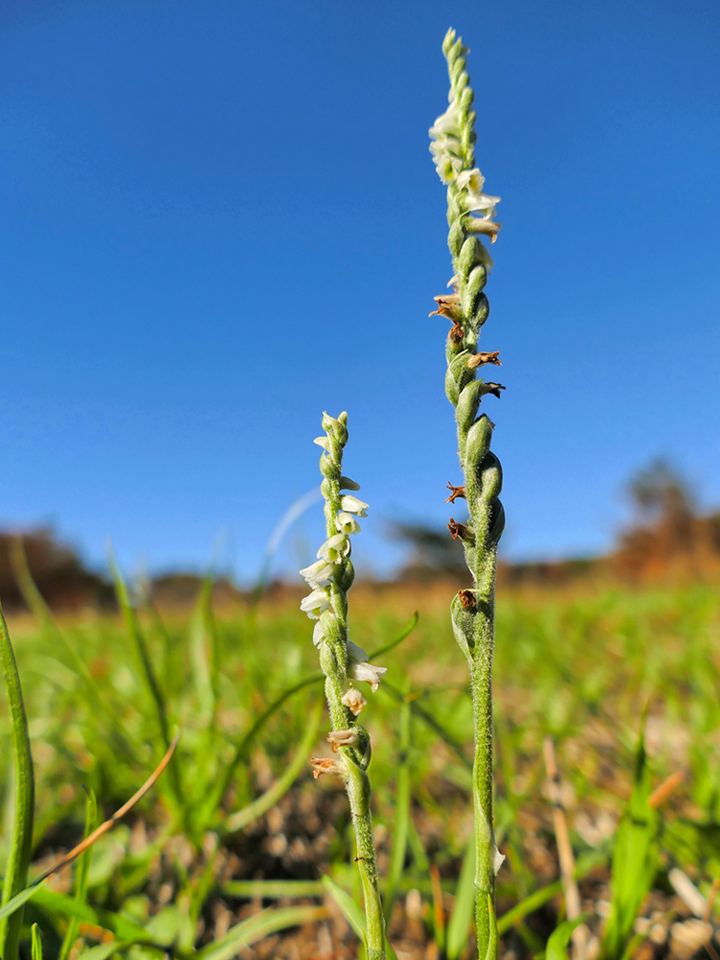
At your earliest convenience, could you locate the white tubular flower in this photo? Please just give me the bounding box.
[336,512,362,535]
[429,103,461,140]
[342,687,367,715]
[299,558,336,587]
[348,660,388,693]
[300,587,330,619]
[347,639,369,662]
[456,167,500,220]
[312,621,325,647]
[340,495,369,516]
[327,728,359,751]
[317,534,351,562]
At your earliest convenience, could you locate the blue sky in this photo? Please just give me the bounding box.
[2,0,719,582]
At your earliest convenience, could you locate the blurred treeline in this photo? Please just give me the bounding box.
[1,460,718,611]
[394,459,720,587]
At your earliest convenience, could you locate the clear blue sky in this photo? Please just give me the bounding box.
[2,0,719,582]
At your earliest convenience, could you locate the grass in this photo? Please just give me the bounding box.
[1,577,720,958]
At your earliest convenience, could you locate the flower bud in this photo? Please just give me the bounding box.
[456,379,486,433]
[461,264,488,321]
[319,453,336,479]
[339,476,361,491]
[487,498,505,544]
[451,593,475,662]
[465,414,493,466]
[477,452,503,501]
[335,559,355,593]
[445,367,460,406]
[448,220,465,259]
[457,236,479,283]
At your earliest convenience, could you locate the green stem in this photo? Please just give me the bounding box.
[470,554,497,958]
[0,605,35,960]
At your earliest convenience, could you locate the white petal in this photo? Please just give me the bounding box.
[299,587,330,619]
[312,621,325,647]
[313,436,330,451]
[317,534,351,562]
[347,660,387,693]
[347,640,369,662]
[299,558,336,586]
[340,495,369,517]
[336,512,362,535]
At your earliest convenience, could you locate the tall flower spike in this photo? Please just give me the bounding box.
[300,411,387,959]
[430,29,506,960]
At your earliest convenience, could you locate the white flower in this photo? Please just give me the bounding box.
[456,167,500,220]
[326,728,359,750]
[342,688,367,715]
[317,534,351,562]
[300,587,330,619]
[347,660,387,693]
[336,512,362,535]
[340,495,369,517]
[429,105,461,141]
[299,558,335,587]
[312,621,325,647]
[456,167,485,193]
[313,436,330,451]
[347,640,369,662]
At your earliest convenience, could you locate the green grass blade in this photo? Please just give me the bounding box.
[109,553,171,748]
[546,916,590,960]
[321,875,366,942]
[108,553,182,807]
[381,679,472,770]
[10,539,134,762]
[222,879,324,899]
[0,604,36,960]
[75,942,133,960]
[189,566,220,719]
[497,848,608,936]
[366,612,419,660]
[31,889,150,940]
[197,670,323,826]
[31,923,42,960]
[59,789,98,960]
[224,696,323,833]
[195,904,327,960]
[600,725,659,960]
[384,691,412,924]
[446,840,475,960]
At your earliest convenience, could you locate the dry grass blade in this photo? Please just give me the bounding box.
[35,734,179,885]
[543,736,588,960]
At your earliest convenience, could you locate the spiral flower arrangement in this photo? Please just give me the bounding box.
[299,411,387,960]
[430,28,506,960]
